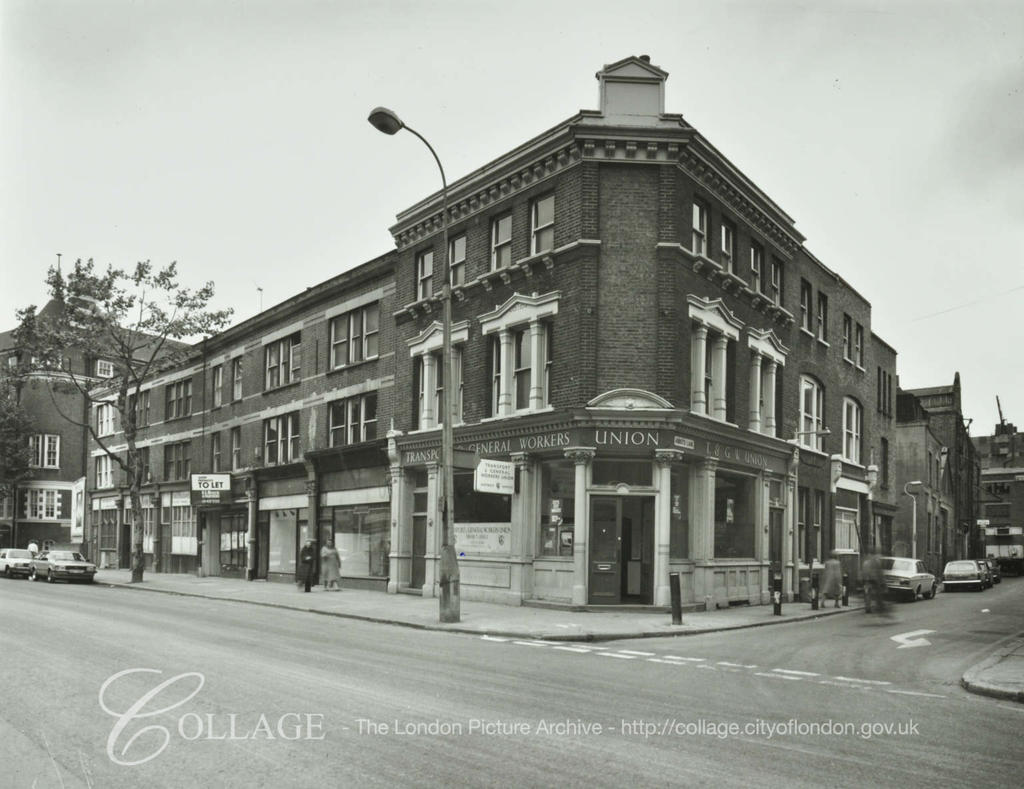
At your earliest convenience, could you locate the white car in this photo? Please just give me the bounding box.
[0,548,35,578]
[880,557,937,601]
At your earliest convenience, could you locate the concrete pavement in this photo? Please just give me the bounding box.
[90,569,860,642]
[961,634,1024,704]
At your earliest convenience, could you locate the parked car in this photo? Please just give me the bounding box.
[29,550,97,583]
[0,548,34,578]
[975,559,993,589]
[880,557,938,601]
[942,560,985,591]
[985,558,1002,584]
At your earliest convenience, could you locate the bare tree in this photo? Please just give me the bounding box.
[18,258,232,581]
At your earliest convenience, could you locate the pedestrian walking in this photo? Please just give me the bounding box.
[298,539,316,593]
[321,539,341,591]
[862,551,890,615]
[822,552,843,608]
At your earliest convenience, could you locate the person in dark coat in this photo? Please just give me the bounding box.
[298,539,316,593]
[822,552,843,607]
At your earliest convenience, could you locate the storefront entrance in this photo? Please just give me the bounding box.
[588,495,655,605]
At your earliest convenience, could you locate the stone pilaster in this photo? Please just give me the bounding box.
[564,447,595,606]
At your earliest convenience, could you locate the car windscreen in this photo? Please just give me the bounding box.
[946,561,975,571]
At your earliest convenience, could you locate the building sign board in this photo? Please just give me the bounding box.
[454,523,511,556]
[191,473,231,506]
[474,459,515,495]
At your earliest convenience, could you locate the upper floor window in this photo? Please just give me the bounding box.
[211,432,222,473]
[750,244,763,292]
[691,202,708,257]
[329,392,379,448]
[720,223,735,273]
[230,427,241,471]
[129,390,151,428]
[95,359,115,378]
[799,376,825,451]
[768,258,783,306]
[842,314,853,361]
[449,234,466,286]
[854,324,864,367]
[843,397,863,464]
[488,336,502,417]
[163,441,191,481]
[816,292,829,341]
[96,455,113,489]
[880,436,890,489]
[264,412,300,466]
[231,358,243,401]
[28,489,61,520]
[96,403,116,436]
[265,333,301,390]
[165,379,193,420]
[330,304,380,369]
[29,434,60,469]
[800,280,813,332]
[491,214,512,270]
[531,194,554,255]
[212,365,223,408]
[416,249,433,301]
[413,350,464,429]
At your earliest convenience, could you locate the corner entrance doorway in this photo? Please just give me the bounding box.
[588,495,655,604]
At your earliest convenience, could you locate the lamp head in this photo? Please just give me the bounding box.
[368,107,404,135]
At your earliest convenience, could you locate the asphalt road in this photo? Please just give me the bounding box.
[2,576,1022,788]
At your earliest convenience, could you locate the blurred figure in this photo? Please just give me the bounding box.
[862,551,890,615]
[822,551,843,608]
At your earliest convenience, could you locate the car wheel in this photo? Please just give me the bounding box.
[29,567,37,581]
[3,566,10,578]
[47,570,55,583]
[923,584,935,599]
[909,586,920,602]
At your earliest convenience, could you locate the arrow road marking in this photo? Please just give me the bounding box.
[890,629,936,649]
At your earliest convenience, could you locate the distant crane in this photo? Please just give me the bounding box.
[997,395,1005,427]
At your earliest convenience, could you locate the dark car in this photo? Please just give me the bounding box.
[29,550,97,583]
[985,558,1002,584]
[0,548,34,578]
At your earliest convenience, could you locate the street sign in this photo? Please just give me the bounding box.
[474,458,515,495]
[976,519,990,527]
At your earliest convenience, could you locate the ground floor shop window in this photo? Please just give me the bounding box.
[670,466,689,559]
[326,504,390,577]
[540,461,574,557]
[220,512,248,570]
[266,508,307,573]
[835,508,858,551]
[98,509,118,551]
[713,472,755,558]
[171,505,196,554]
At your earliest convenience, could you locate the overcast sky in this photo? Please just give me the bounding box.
[2,0,1021,435]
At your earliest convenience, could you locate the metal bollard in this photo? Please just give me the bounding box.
[669,572,682,625]
[842,572,849,607]
[811,572,819,610]
[773,573,783,616]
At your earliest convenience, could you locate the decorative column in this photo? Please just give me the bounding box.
[784,475,795,600]
[564,447,595,606]
[690,324,708,415]
[498,329,514,416]
[242,477,256,581]
[762,360,777,437]
[420,353,436,428]
[423,462,440,597]
[749,352,763,432]
[711,334,728,421]
[386,427,403,594]
[510,451,533,603]
[690,458,717,608]
[654,449,685,606]
[528,319,545,411]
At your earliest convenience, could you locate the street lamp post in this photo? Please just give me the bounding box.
[903,480,922,559]
[368,107,460,623]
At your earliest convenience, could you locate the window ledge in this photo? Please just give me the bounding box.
[688,411,740,429]
[480,406,555,424]
[816,338,830,348]
[799,327,816,339]
[326,356,379,377]
[262,380,302,396]
[794,443,830,459]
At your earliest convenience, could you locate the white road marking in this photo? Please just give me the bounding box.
[981,609,990,613]
[885,689,946,699]
[817,680,870,690]
[647,658,683,665]
[755,672,802,681]
[600,652,637,659]
[833,676,892,685]
[551,646,591,653]
[618,650,655,656]
[661,656,706,662]
[480,635,509,642]
[717,661,757,668]
[772,669,820,677]
[890,629,935,649]
[513,640,549,647]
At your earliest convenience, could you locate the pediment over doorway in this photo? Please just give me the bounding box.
[587,388,673,410]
